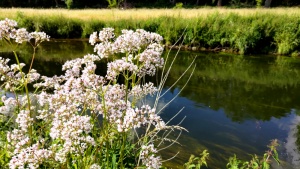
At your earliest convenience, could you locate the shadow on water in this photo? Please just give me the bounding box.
[158,51,300,168]
[1,40,300,168]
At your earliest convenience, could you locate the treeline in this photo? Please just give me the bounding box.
[1,0,300,8]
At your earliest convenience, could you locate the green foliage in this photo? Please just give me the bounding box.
[184,150,209,169]
[0,115,11,168]
[226,139,280,169]
[182,140,280,169]
[9,11,300,55]
[256,0,262,8]
[65,0,73,9]
[16,15,83,38]
[174,2,183,9]
[229,0,242,8]
[107,0,117,8]
[107,0,124,8]
[273,56,292,69]
[81,21,105,38]
[1,0,300,8]
[274,21,300,55]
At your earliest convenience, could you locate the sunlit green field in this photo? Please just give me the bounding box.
[0,7,299,21]
[1,8,300,55]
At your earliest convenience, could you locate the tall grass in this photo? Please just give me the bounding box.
[1,8,300,21]
[1,8,300,55]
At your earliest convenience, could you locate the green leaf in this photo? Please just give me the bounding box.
[272,150,280,165]
[112,154,117,169]
[188,164,195,168]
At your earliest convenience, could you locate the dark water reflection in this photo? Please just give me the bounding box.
[1,40,300,169]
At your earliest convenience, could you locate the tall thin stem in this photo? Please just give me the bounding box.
[28,46,36,73]
[12,50,32,138]
[12,51,31,110]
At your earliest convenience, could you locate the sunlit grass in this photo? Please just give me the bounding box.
[1,7,300,21]
[1,7,300,55]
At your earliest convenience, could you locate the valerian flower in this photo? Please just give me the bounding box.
[14,28,30,43]
[9,143,53,169]
[90,164,101,169]
[0,18,17,40]
[140,144,162,169]
[29,32,50,44]
[0,19,184,169]
[0,18,50,45]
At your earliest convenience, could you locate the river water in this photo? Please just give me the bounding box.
[1,40,300,169]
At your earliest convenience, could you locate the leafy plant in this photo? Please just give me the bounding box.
[65,0,73,9]
[184,150,209,169]
[174,2,183,9]
[256,0,262,8]
[227,139,280,169]
[107,0,124,8]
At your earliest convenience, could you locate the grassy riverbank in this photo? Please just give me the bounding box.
[1,8,300,55]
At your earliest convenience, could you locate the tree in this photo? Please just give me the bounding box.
[54,0,59,7]
[212,0,223,7]
[264,0,272,7]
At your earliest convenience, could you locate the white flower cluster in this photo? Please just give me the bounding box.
[130,82,157,100]
[121,105,166,132]
[29,31,50,44]
[0,18,17,40]
[89,27,115,45]
[33,56,107,163]
[0,95,17,116]
[89,28,164,80]
[0,20,175,168]
[40,87,96,162]
[106,57,138,80]
[0,57,40,92]
[15,28,30,43]
[15,109,33,132]
[97,84,164,132]
[49,115,95,163]
[5,96,39,155]
[0,18,49,44]
[7,129,30,154]
[9,143,52,169]
[89,163,101,169]
[140,144,162,169]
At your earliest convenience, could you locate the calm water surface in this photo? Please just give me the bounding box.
[1,40,300,169]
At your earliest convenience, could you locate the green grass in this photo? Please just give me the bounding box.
[1,8,300,55]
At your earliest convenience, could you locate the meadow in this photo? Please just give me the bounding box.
[1,8,300,55]
[1,8,300,20]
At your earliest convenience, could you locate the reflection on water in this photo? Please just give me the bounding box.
[160,89,300,169]
[1,40,300,168]
[284,111,300,168]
